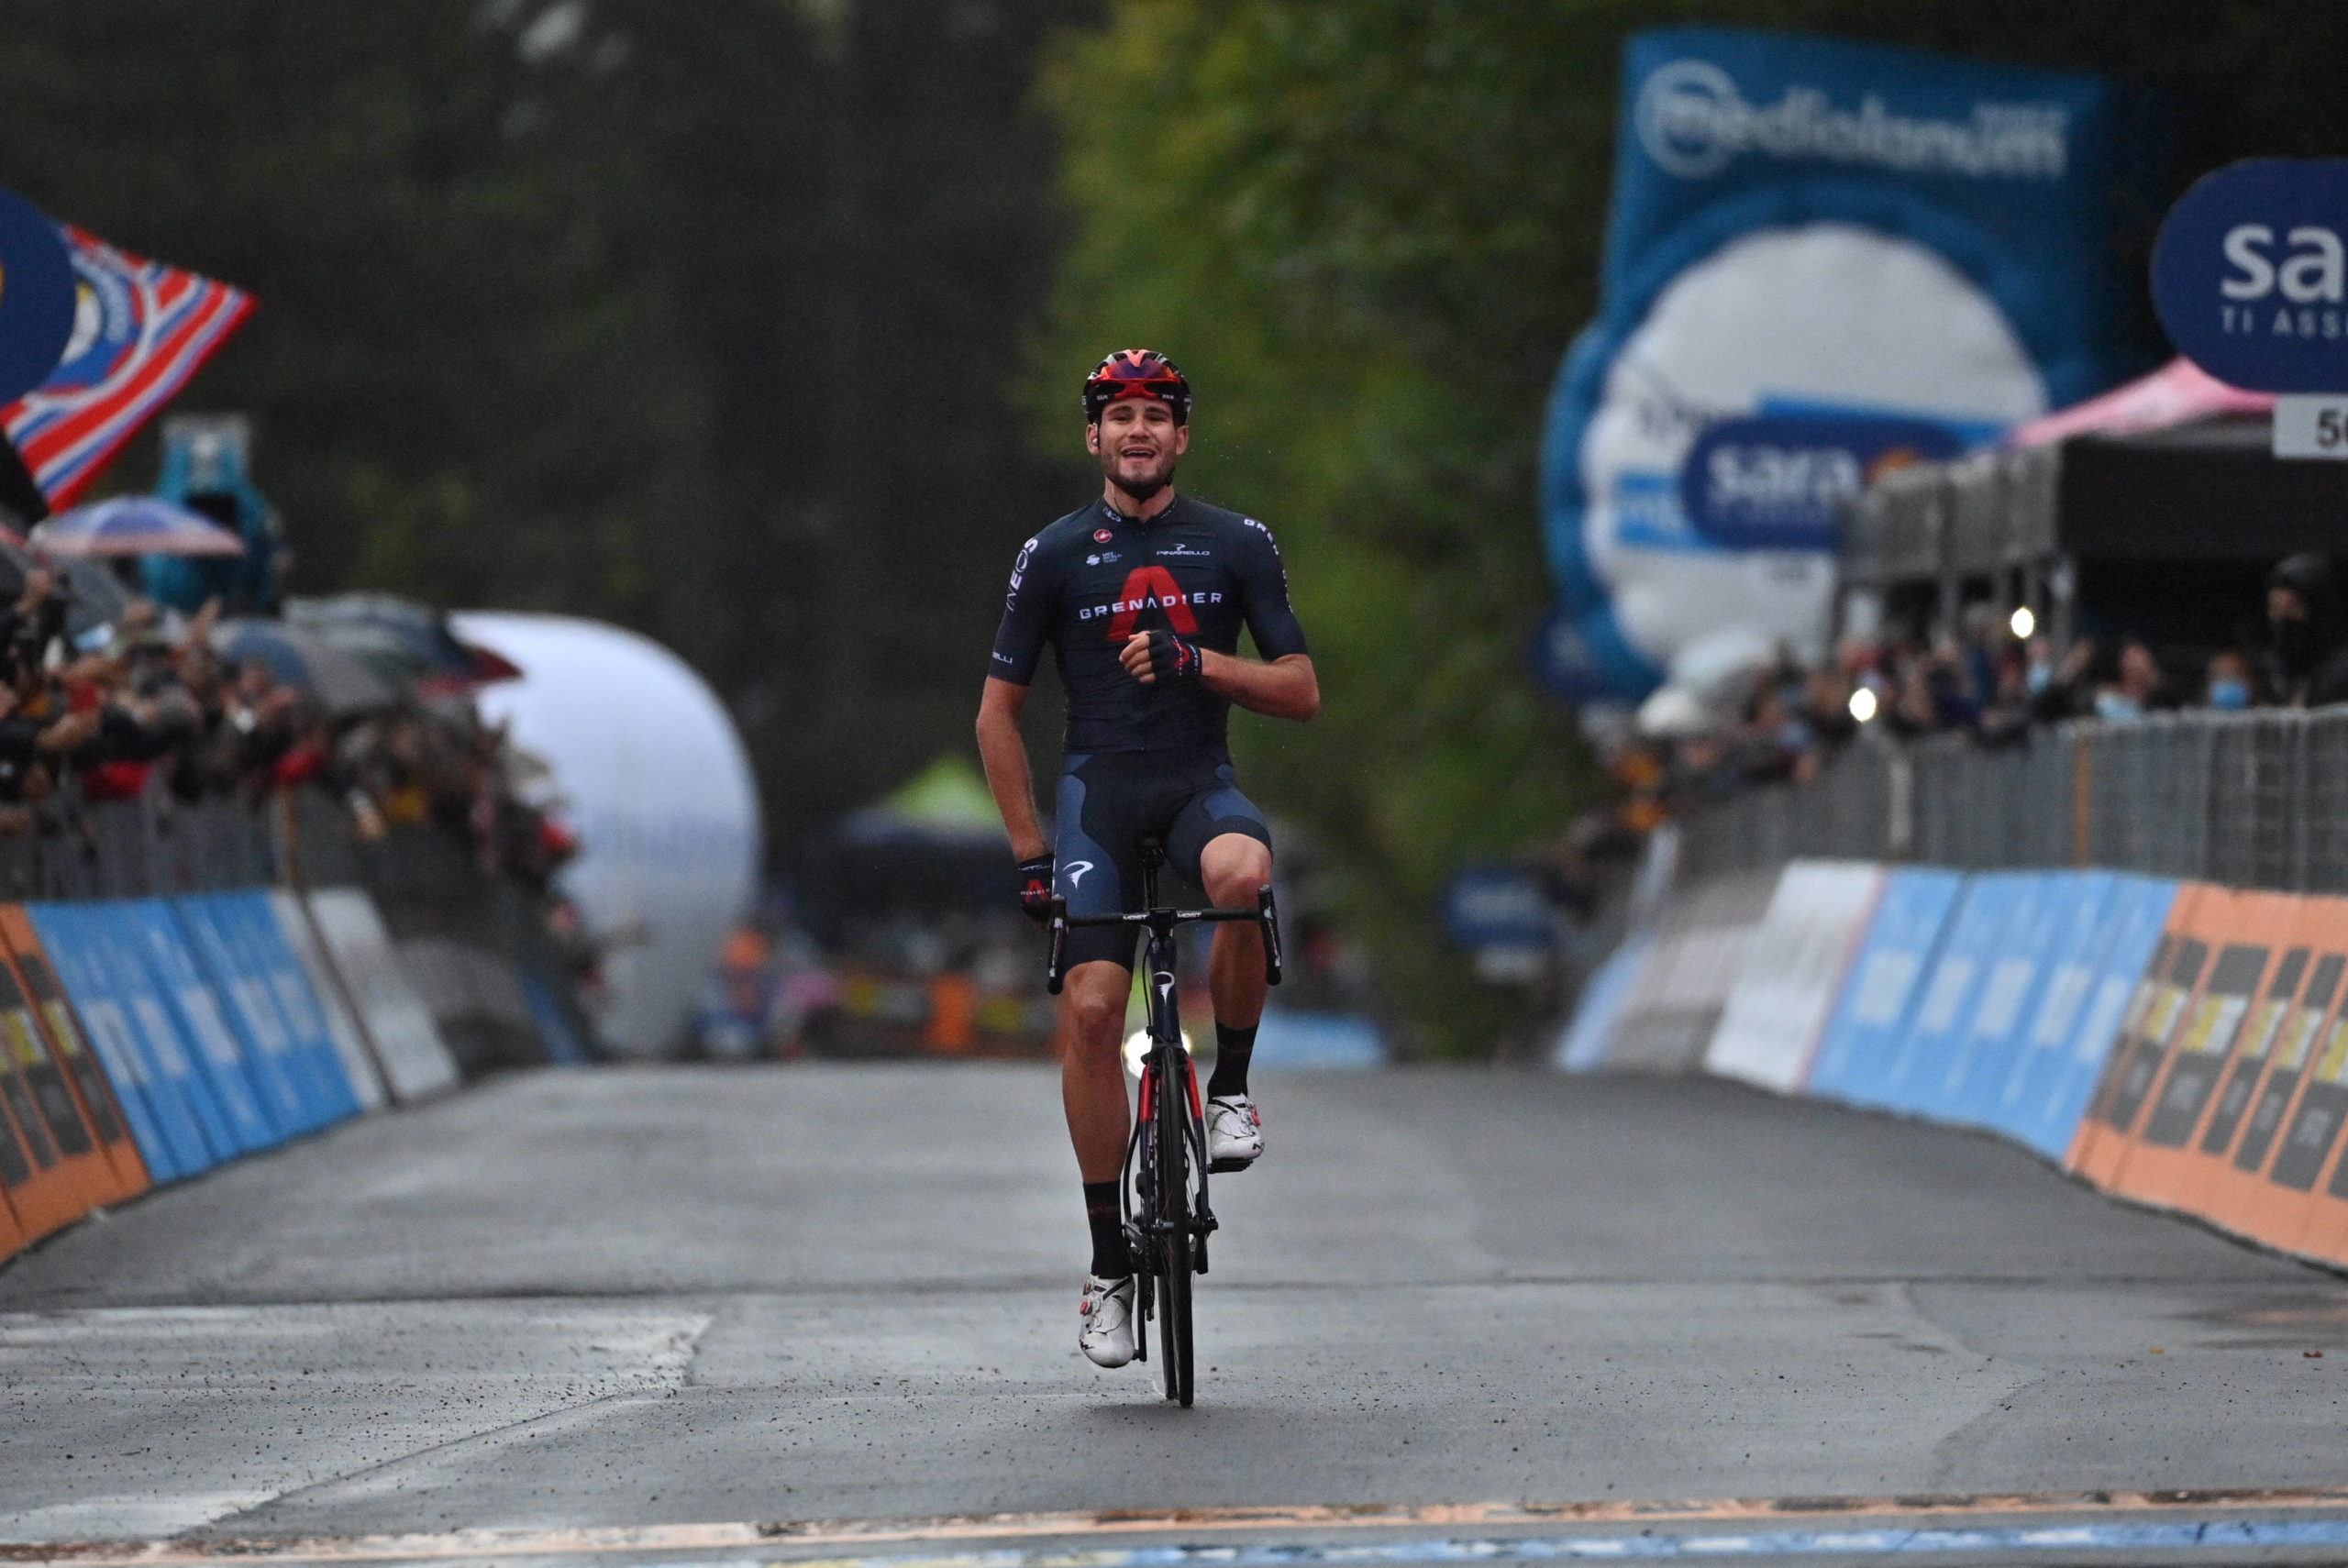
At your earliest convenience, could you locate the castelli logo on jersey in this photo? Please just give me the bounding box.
[1094,528,1114,543]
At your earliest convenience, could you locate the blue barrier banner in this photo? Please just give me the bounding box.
[215,891,363,1122]
[262,889,385,1111]
[518,971,591,1067]
[170,896,335,1135]
[82,903,241,1161]
[28,903,213,1179]
[1807,867,1965,1106]
[1556,931,1654,1072]
[1876,878,2017,1116]
[2010,876,2181,1161]
[1984,870,2119,1143]
[125,900,284,1152]
[1540,27,2160,697]
[1937,873,2069,1128]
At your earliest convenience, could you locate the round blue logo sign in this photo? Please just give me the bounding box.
[0,189,73,406]
[2152,159,2348,394]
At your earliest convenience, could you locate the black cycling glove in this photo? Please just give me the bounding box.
[1014,853,1056,924]
[1146,628,1203,682]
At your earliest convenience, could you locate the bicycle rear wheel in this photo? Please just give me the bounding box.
[1153,1052,1194,1407]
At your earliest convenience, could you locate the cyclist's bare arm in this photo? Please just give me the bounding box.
[976,676,1049,860]
[1117,637,1319,722]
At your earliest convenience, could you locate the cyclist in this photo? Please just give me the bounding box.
[976,349,1319,1370]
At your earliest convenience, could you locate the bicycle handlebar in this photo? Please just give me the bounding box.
[1047,885,1283,995]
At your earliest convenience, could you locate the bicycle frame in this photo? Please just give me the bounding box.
[1044,845,1282,1401]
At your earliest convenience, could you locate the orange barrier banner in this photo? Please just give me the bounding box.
[2202,934,2348,1246]
[0,940,119,1218]
[0,1180,26,1263]
[2256,899,2348,1262]
[2110,891,2309,1211]
[2067,886,2219,1184]
[0,1000,90,1240]
[0,906,149,1203]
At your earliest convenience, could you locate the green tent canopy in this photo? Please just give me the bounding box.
[846,754,1003,841]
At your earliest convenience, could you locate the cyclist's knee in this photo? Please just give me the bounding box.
[1062,966,1129,1048]
[1201,835,1271,906]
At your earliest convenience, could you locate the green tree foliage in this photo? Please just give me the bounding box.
[0,0,1087,843]
[1036,0,2348,1055]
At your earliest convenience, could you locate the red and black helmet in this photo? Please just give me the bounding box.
[1082,348,1191,424]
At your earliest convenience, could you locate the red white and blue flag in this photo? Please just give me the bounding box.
[1,226,252,507]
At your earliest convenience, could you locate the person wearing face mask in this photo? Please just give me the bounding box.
[2262,554,2348,709]
[2203,649,2259,712]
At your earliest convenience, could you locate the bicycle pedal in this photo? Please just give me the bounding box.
[1207,1157,1255,1176]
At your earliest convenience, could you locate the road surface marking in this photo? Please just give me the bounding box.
[18,1490,2348,1566]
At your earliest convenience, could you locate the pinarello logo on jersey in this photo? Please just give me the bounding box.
[1093,528,1113,543]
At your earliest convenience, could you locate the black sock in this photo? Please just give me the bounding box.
[1083,1179,1129,1277]
[1208,1021,1257,1100]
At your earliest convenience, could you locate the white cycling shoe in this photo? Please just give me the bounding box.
[1078,1273,1136,1367]
[1206,1094,1264,1173]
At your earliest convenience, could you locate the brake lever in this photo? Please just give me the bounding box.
[1046,895,1069,995]
[1257,883,1283,987]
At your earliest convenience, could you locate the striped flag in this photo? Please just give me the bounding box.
[1,226,252,507]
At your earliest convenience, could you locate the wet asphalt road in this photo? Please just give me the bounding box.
[3,1065,2345,1555]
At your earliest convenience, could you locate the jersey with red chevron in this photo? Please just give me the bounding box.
[989,492,1307,756]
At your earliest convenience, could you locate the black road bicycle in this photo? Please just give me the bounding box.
[1047,837,1281,1408]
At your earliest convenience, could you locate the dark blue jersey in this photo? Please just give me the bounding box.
[989,492,1310,756]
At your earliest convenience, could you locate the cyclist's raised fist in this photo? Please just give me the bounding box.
[1121,628,1202,685]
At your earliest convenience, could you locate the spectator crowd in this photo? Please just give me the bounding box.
[1566,552,2348,875]
[0,550,574,899]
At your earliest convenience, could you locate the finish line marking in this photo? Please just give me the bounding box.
[17,1491,2348,1567]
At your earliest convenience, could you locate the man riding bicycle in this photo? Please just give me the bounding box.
[976,350,1320,1371]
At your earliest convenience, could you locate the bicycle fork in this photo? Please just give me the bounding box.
[1120,955,1217,1295]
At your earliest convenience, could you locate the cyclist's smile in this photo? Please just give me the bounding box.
[1090,400,1188,502]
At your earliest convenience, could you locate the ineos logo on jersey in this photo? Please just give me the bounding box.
[1004,536,1039,610]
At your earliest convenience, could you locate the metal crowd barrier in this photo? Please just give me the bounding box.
[0,795,280,902]
[1675,709,2348,896]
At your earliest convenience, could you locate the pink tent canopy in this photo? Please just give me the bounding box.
[2006,357,2271,448]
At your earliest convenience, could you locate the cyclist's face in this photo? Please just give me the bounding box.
[1089,399,1187,497]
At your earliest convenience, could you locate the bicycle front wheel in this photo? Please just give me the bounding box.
[1153,1053,1194,1407]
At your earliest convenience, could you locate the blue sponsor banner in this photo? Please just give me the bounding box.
[1808,867,1965,1106]
[126,900,283,1152]
[1541,28,2159,698]
[1982,870,2119,1143]
[216,890,363,1121]
[2010,876,2180,1160]
[1876,878,2017,1116]
[1936,873,2066,1128]
[28,903,214,1179]
[1678,413,1963,550]
[171,896,336,1135]
[1442,867,1556,950]
[2152,159,2348,393]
